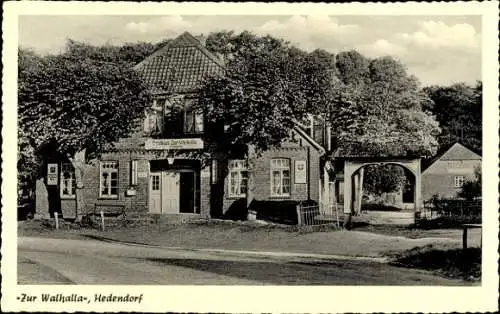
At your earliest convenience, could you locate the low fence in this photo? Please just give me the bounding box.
[422,199,481,221]
[296,203,341,228]
[418,199,482,226]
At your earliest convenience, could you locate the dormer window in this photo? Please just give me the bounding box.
[144,99,164,135]
[184,109,204,134]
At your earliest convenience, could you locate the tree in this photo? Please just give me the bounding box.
[423,82,482,155]
[198,31,329,216]
[330,53,441,197]
[18,49,45,201]
[458,166,482,201]
[362,164,406,198]
[18,43,150,218]
[62,39,166,67]
[331,55,440,157]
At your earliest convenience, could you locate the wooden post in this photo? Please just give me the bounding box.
[462,226,468,249]
[100,211,105,232]
[54,212,59,230]
[358,168,364,214]
[296,204,302,226]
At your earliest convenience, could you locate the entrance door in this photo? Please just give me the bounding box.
[180,171,196,213]
[161,171,180,214]
[149,172,162,213]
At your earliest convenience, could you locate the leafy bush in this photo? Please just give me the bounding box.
[457,166,481,201]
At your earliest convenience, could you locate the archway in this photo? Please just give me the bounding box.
[343,157,422,217]
[350,163,416,214]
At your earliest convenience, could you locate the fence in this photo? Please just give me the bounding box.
[420,199,482,223]
[296,203,341,228]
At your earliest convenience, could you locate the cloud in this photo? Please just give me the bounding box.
[397,21,480,51]
[253,15,359,51]
[124,15,192,35]
[357,39,407,57]
[124,22,149,33]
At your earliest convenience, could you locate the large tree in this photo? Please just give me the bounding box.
[198,31,333,216]
[330,52,441,198]
[18,43,150,218]
[423,82,482,155]
[331,54,440,157]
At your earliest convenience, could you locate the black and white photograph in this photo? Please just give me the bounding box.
[2,1,499,313]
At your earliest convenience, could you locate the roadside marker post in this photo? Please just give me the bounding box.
[100,211,105,231]
[54,212,59,230]
[296,204,302,226]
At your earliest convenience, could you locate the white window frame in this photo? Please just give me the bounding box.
[454,175,465,188]
[270,158,291,197]
[184,109,204,134]
[228,160,248,198]
[100,161,119,198]
[144,99,164,135]
[60,163,76,198]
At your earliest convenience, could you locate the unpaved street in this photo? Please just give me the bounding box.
[18,237,471,285]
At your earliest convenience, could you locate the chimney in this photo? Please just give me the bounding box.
[195,34,206,46]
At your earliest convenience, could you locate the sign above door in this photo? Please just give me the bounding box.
[145,138,204,150]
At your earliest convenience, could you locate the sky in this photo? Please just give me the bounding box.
[18,15,482,87]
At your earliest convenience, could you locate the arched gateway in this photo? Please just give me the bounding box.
[342,156,422,219]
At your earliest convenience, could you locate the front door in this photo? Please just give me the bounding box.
[161,171,180,214]
[149,172,162,213]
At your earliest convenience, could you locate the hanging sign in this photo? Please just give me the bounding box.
[47,163,58,185]
[294,160,307,184]
[145,138,203,150]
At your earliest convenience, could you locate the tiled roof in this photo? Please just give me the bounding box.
[134,32,224,94]
[439,142,481,161]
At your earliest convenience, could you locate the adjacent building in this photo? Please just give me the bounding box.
[421,142,482,200]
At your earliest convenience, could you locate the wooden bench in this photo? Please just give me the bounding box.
[462,223,482,249]
[93,204,126,219]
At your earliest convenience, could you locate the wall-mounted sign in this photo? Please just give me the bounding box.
[145,138,204,150]
[137,172,148,178]
[126,188,137,196]
[47,163,58,186]
[294,160,307,184]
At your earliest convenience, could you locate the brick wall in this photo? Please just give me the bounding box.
[222,143,322,214]
[200,166,211,218]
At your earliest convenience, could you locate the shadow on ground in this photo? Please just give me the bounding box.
[144,257,471,285]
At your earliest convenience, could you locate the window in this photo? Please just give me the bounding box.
[144,108,164,134]
[454,175,465,188]
[130,160,138,185]
[151,175,160,191]
[184,109,204,134]
[271,159,291,197]
[228,160,248,197]
[100,161,118,198]
[60,163,75,198]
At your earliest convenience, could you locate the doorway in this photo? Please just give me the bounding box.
[149,170,198,214]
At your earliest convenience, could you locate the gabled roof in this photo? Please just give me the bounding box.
[422,142,481,173]
[133,32,224,95]
[438,142,482,161]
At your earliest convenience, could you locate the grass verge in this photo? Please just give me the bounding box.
[388,244,481,282]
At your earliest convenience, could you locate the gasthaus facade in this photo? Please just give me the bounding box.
[35,32,327,220]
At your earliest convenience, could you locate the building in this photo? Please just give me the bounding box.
[421,142,482,200]
[35,32,326,220]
